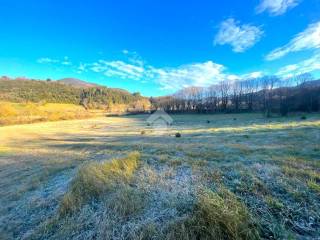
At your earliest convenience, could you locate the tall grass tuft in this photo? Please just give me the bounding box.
[59,151,141,215]
[166,187,260,240]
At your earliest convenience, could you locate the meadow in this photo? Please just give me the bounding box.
[0,113,319,239]
[0,102,97,125]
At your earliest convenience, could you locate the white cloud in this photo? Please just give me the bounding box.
[148,62,264,90]
[266,21,320,60]
[150,61,229,90]
[256,0,300,16]
[40,51,265,92]
[85,57,266,91]
[122,49,129,55]
[61,56,72,65]
[277,52,320,77]
[277,64,298,75]
[37,57,59,64]
[37,56,72,65]
[214,18,263,53]
[76,63,88,74]
[90,60,145,80]
[122,49,145,66]
[241,71,264,79]
[78,63,86,72]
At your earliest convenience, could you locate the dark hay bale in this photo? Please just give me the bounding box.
[175,132,181,138]
[141,130,146,135]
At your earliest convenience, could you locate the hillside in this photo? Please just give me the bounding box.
[0,77,151,111]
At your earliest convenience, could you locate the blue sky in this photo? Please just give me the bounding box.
[0,0,319,96]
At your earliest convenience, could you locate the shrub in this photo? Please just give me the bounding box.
[301,115,307,120]
[59,152,141,215]
[175,132,181,138]
[141,130,146,135]
[207,120,210,123]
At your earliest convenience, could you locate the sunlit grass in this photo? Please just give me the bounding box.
[307,179,320,195]
[166,187,260,240]
[0,101,98,125]
[1,113,319,239]
[59,151,141,215]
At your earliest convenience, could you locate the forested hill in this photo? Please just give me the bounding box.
[0,77,150,111]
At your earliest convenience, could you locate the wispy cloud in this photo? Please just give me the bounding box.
[214,18,263,53]
[266,21,320,60]
[241,71,264,79]
[149,61,229,90]
[256,0,300,16]
[37,57,59,64]
[90,60,145,80]
[277,52,320,77]
[39,52,266,92]
[61,56,72,65]
[85,58,263,90]
[37,56,72,65]
[122,49,145,66]
[122,49,129,55]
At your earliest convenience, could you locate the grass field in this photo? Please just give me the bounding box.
[0,113,319,239]
[0,102,98,125]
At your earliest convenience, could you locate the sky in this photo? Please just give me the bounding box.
[0,0,319,96]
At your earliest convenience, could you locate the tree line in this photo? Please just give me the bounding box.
[150,73,320,116]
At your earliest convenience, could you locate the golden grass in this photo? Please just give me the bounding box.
[0,101,98,125]
[59,151,141,215]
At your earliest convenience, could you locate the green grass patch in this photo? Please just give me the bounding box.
[282,166,320,181]
[307,179,320,195]
[166,187,260,240]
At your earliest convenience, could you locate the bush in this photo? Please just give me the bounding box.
[59,152,141,215]
[301,115,307,120]
[207,120,210,123]
[175,132,181,138]
[141,130,146,135]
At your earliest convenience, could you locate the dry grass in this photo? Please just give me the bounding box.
[106,185,146,217]
[1,113,319,239]
[0,101,100,125]
[59,152,141,215]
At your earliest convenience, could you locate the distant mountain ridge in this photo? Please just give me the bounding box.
[57,78,101,88]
